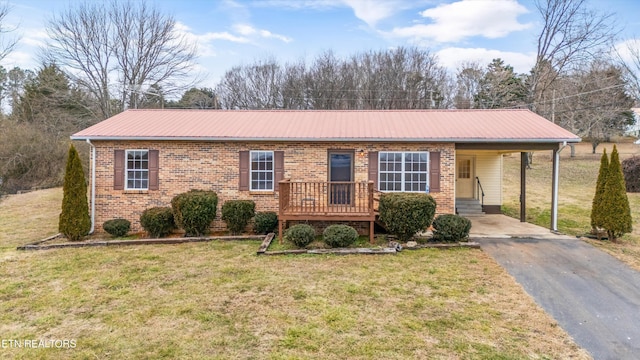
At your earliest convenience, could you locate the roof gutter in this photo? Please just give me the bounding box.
[70,136,582,143]
[86,139,96,234]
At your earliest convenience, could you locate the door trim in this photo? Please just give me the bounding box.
[328,150,354,205]
[327,150,354,182]
[456,155,475,199]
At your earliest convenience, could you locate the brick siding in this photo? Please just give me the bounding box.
[90,141,455,233]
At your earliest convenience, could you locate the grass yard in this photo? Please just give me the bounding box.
[0,189,590,359]
[502,142,640,271]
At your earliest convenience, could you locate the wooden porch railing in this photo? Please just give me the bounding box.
[278,180,377,243]
[279,180,375,216]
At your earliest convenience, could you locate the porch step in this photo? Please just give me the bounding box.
[455,199,484,216]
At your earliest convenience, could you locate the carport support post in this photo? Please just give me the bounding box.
[520,152,526,222]
[551,149,559,231]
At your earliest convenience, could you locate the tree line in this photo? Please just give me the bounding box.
[1,0,640,193]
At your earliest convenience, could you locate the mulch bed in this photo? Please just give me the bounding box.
[17,233,265,251]
[256,233,479,255]
[18,232,480,254]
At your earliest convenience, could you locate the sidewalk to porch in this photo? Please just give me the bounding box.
[468,214,574,240]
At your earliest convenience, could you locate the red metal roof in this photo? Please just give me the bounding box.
[71,109,581,143]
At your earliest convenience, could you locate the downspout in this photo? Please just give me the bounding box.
[86,139,96,234]
[551,141,567,232]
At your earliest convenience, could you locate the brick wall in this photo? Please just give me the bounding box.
[90,140,455,233]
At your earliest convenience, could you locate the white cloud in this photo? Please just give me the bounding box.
[0,50,37,69]
[252,0,343,11]
[173,21,293,61]
[201,32,251,43]
[436,47,536,74]
[614,38,640,64]
[254,0,415,27]
[233,24,292,42]
[342,0,406,27]
[389,0,531,43]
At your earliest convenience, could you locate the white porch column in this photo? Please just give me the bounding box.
[551,142,567,232]
[551,148,559,231]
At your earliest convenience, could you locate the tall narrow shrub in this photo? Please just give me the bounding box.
[601,145,632,242]
[590,148,608,232]
[59,144,90,241]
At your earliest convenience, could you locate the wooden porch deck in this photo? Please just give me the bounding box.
[278,180,379,243]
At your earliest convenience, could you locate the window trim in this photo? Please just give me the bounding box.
[125,149,150,190]
[378,151,430,192]
[250,150,275,191]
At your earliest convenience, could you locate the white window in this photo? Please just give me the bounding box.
[126,150,149,190]
[379,151,428,192]
[250,151,274,191]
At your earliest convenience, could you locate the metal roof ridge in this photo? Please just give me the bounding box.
[124,108,532,113]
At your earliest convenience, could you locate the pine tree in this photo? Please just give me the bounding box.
[590,148,608,236]
[59,144,90,241]
[601,145,632,242]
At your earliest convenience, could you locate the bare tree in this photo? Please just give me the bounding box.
[46,0,197,119]
[453,61,484,109]
[215,47,450,110]
[216,58,284,109]
[529,0,618,112]
[617,40,640,103]
[553,60,633,152]
[0,3,18,62]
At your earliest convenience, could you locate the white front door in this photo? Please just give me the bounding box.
[456,156,474,198]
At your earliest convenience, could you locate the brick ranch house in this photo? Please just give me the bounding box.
[71,109,580,240]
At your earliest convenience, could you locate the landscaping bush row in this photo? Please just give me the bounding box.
[103,191,280,238]
[285,224,359,248]
[101,189,470,242]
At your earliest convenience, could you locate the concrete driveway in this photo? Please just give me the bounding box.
[477,234,640,360]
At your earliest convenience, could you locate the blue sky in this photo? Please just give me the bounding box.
[3,0,640,88]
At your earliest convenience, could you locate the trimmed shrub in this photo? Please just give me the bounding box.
[432,214,472,242]
[140,207,175,238]
[378,193,437,242]
[254,211,278,234]
[221,200,256,234]
[59,144,90,241]
[285,224,316,248]
[591,149,609,230]
[622,155,640,193]
[601,145,632,241]
[171,190,218,236]
[103,218,131,238]
[323,224,358,248]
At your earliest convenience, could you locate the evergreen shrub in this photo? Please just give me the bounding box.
[103,218,131,237]
[432,214,472,242]
[378,193,436,242]
[591,149,609,230]
[58,144,90,241]
[140,207,175,238]
[323,224,358,248]
[254,211,278,234]
[221,200,256,234]
[601,145,632,241]
[285,224,316,248]
[171,190,218,236]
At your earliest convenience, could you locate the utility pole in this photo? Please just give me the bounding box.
[551,89,556,124]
